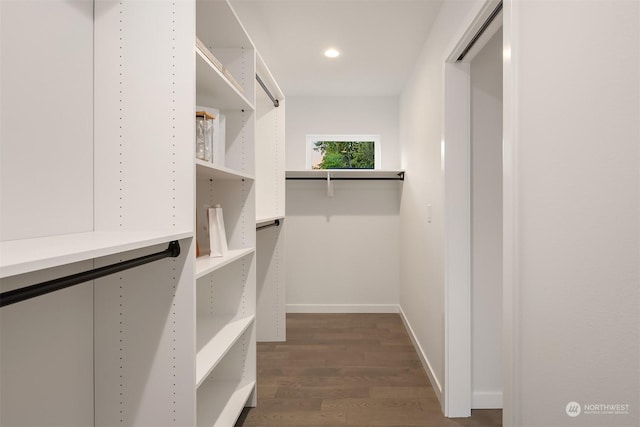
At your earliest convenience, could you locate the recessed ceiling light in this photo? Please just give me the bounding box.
[324,48,340,58]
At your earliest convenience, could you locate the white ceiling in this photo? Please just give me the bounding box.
[232,0,444,97]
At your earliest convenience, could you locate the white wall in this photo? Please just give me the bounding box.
[398,0,485,401]
[286,96,401,312]
[503,1,639,426]
[286,96,400,170]
[470,29,502,408]
[400,0,639,423]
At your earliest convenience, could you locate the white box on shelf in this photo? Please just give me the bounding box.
[207,205,228,258]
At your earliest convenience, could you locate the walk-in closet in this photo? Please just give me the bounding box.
[2,0,639,426]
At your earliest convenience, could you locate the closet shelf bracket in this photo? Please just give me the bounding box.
[0,241,181,308]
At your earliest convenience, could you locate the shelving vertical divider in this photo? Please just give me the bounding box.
[194,0,257,425]
[93,1,196,425]
[255,53,287,342]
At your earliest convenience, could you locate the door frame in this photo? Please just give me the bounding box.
[442,0,506,418]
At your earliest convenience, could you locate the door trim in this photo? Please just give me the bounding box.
[442,0,504,418]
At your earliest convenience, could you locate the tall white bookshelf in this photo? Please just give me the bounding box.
[255,53,287,342]
[194,0,258,425]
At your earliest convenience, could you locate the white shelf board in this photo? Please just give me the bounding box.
[255,215,284,227]
[195,247,255,279]
[286,169,405,180]
[196,314,255,388]
[195,48,254,111]
[196,160,255,182]
[0,230,193,279]
[197,379,256,427]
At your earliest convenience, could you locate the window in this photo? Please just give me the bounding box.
[306,134,381,170]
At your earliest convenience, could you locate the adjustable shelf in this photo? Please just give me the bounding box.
[197,379,256,427]
[0,231,192,279]
[195,247,255,279]
[286,169,405,180]
[196,47,254,111]
[196,314,255,387]
[196,160,255,181]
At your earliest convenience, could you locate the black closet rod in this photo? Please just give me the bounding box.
[256,219,281,231]
[256,74,279,108]
[0,241,181,308]
[286,172,405,181]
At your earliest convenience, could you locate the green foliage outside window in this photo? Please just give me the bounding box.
[313,141,375,169]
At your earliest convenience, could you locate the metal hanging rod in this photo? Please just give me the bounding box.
[457,0,503,61]
[256,74,279,108]
[286,172,405,181]
[256,219,281,231]
[0,241,181,308]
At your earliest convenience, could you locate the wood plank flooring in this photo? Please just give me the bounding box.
[235,313,502,426]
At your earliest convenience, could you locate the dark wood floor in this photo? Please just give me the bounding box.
[236,313,502,426]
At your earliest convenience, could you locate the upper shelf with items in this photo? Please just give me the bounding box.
[196,0,256,108]
[196,46,254,111]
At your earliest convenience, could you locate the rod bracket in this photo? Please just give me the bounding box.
[168,240,181,258]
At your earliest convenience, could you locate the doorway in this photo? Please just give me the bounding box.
[470,28,503,410]
[442,0,503,417]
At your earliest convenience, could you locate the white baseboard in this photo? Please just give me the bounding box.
[286,304,400,313]
[472,391,503,409]
[398,306,443,407]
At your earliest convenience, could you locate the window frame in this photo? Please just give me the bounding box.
[305,134,382,170]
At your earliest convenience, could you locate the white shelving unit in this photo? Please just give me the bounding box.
[255,53,287,342]
[2,0,280,425]
[2,1,196,426]
[194,0,258,424]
